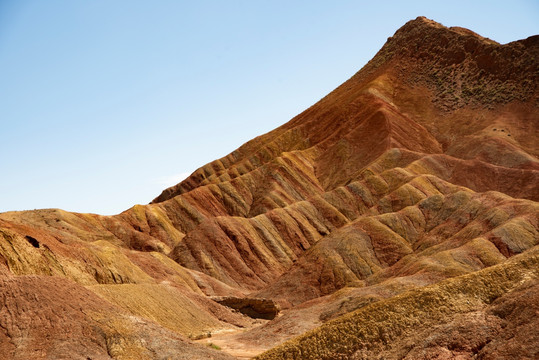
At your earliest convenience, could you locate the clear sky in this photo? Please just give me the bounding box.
[1,0,538,215]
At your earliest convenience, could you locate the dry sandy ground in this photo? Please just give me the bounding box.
[195,324,269,359]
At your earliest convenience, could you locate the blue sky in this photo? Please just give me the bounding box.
[1,0,538,215]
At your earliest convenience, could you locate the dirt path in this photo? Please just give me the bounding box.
[195,323,270,359]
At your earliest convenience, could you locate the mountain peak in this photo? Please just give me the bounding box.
[363,16,538,111]
[403,15,446,30]
[392,16,497,44]
[153,18,538,203]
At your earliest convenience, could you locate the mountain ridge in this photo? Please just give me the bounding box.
[152,16,538,204]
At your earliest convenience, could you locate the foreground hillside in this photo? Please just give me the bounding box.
[1,17,538,359]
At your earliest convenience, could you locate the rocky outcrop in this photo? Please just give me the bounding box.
[212,296,280,320]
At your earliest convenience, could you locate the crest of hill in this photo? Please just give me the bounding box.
[152,16,538,204]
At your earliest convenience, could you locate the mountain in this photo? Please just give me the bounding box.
[1,16,538,360]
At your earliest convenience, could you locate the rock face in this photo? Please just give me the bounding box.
[0,16,538,359]
[212,296,280,320]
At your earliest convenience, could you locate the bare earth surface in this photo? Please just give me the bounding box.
[195,326,269,359]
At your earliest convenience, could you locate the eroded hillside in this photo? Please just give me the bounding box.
[1,17,538,359]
